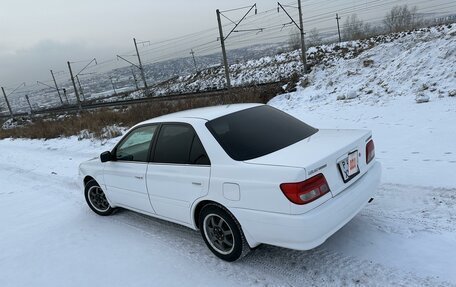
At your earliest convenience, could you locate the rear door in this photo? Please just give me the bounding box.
[103,125,158,213]
[146,123,211,224]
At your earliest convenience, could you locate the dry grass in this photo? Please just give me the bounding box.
[0,84,282,140]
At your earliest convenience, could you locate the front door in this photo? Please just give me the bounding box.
[146,124,211,224]
[103,125,158,213]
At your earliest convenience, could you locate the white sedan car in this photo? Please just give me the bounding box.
[79,103,381,261]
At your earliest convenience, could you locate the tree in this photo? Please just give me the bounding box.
[384,5,420,33]
[343,14,372,41]
[308,28,323,47]
[288,32,300,51]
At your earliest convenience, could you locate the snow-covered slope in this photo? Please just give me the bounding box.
[298,25,456,103]
[98,23,454,102]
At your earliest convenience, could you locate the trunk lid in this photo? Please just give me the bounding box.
[245,129,373,197]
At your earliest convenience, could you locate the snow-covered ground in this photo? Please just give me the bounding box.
[1,25,456,286]
[1,94,455,286]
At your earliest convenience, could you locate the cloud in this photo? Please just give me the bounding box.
[0,40,108,86]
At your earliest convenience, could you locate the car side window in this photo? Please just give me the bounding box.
[190,135,211,165]
[153,124,210,165]
[116,125,157,162]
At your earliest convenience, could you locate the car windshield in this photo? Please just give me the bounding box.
[206,105,318,161]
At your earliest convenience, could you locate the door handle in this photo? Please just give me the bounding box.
[192,182,202,186]
[134,176,144,180]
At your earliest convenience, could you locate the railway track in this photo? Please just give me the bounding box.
[0,82,283,120]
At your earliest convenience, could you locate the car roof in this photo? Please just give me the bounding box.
[139,103,263,124]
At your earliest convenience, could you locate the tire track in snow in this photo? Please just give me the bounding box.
[104,199,455,287]
[363,184,456,235]
[4,166,454,285]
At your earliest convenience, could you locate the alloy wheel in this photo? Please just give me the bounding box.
[203,214,235,255]
[88,186,110,212]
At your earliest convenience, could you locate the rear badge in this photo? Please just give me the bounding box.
[308,164,327,176]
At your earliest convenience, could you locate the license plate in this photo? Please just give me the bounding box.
[338,150,359,182]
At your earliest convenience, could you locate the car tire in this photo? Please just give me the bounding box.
[84,179,114,216]
[199,204,249,262]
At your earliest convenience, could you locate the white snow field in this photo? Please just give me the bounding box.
[1,26,456,286]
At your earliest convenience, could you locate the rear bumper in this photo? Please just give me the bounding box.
[231,161,382,250]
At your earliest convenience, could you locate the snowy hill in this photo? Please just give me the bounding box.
[299,25,456,103]
[101,23,455,101]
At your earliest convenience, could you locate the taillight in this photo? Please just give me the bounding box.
[366,139,375,164]
[280,174,330,205]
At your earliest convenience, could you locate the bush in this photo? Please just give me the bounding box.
[308,28,323,47]
[0,84,284,140]
[384,5,421,33]
[343,14,373,41]
[288,32,301,51]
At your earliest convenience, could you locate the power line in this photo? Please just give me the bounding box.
[2,0,454,107]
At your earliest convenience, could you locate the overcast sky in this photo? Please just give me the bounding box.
[0,0,453,87]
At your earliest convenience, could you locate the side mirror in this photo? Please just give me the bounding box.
[100,151,113,163]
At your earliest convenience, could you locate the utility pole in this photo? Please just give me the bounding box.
[131,69,139,90]
[50,70,63,105]
[25,94,33,114]
[133,38,148,90]
[37,79,64,106]
[297,0,308,74]
[190,49,198,73]
[278,1,308,74]
[75,75,86,101]
[1,87,13,118]
[67,61,82,110]
[216,9,231,89]
[336,13,342,43]
[110,77,117,95]
[215,4,258,89]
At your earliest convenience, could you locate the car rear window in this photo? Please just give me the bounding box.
[206,105,318,161]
